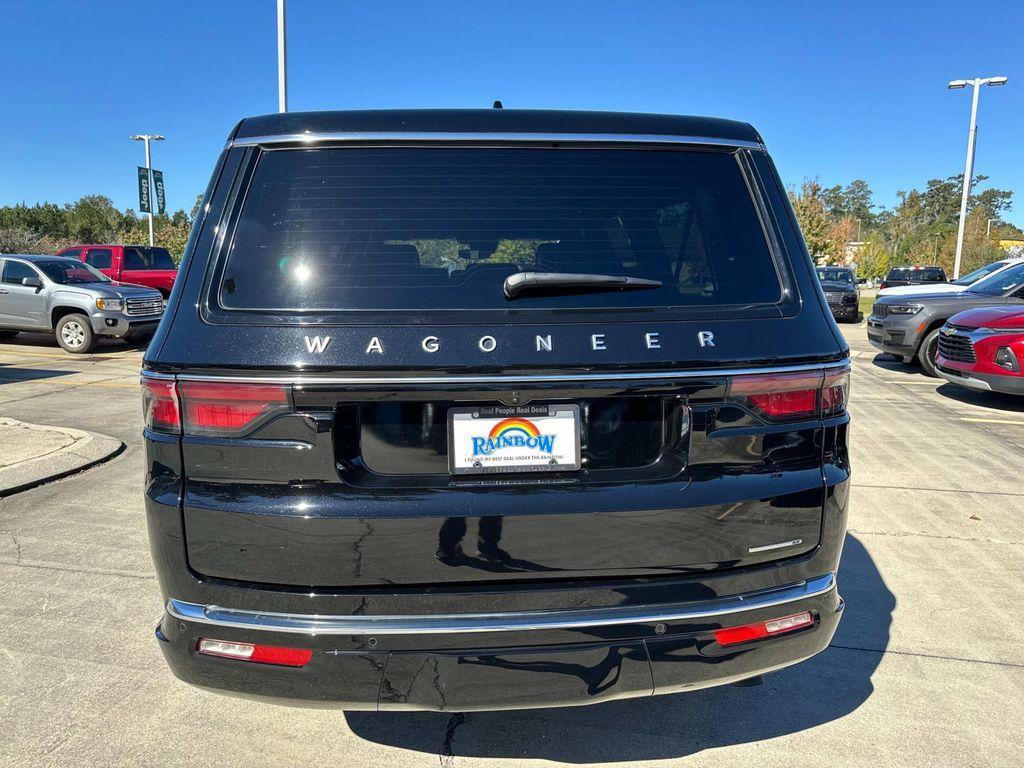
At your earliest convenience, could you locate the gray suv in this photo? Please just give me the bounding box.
[0,254,164,353]
[868,260,1024,376]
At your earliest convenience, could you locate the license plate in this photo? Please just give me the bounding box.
[448,404,581,475]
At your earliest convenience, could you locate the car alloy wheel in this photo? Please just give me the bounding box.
[61,320,86,348]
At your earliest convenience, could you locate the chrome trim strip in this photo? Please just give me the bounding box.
[167,573,836,636]
[142,359,850,387]
[748,539,803,553]
[229,132,764,150]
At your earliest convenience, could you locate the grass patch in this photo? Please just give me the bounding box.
[859,295,874,317]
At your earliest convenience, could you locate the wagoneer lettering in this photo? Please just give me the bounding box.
[143,109,850,711]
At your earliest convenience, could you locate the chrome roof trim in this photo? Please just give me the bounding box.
[229,132,765,150]
[167,573,835,636]
[142,358,850,387]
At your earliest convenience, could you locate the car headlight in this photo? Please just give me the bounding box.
[95,298,123,311]
[887,304,922,315]
[994,347,1021,372]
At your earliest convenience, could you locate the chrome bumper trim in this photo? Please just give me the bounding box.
[142,359,851,387]
[167,573,836,636]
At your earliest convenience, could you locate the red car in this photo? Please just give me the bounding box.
[55,245,177,297]
[936,306,1024,395]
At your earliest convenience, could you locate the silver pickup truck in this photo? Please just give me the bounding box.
[0,253,165,353]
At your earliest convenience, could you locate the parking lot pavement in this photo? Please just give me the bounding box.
[1,325,1022,768]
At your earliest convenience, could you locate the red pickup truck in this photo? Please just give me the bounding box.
[55,245,178,297]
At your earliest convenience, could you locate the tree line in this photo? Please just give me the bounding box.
[789,173,1023,279]
[2,173,1020,279]
[0,194,203,262]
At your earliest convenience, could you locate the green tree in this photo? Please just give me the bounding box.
[66,195,121,243]
[789,180,832,260]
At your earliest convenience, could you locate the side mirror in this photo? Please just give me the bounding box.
[21,276,42,289]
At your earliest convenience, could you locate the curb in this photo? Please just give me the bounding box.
[0,418,126,498]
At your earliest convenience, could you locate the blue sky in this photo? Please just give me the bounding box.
[2,1,1022,224]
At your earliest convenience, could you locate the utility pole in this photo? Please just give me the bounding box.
[277,0,288,112]
[130,134,165,247]
[986,218,997,239]
[947,76,1008,279]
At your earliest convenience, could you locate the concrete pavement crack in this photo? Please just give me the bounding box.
[829,643,1024,670]
[847,528,1024,545]
[439,712,467,768]
[852,482,1024,498]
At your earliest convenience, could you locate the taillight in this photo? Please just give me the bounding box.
[730,366,850,421]
[879,281,888,289]
[141,378,180,434]
[821,367,851,416]
[177,381,292,437]
[714,611,815,646]
[196,638,312,667]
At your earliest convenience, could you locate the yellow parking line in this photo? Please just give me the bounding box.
[961,417,1024,426]
[0,347,140,360]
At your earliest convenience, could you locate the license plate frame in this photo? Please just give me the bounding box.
[448,404,581,475]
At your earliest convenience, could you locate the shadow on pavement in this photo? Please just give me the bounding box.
[869,353,919,374]
[0,362,76,386]
[345,535,891,762]
[0,333,148,354]
[934,382,1024,413]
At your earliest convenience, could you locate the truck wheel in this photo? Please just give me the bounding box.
[917,328,941,378]
[56,314,97,354]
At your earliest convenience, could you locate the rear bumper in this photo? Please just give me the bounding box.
[155,573,842,711]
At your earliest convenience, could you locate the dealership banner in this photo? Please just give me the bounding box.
[152,169,166,215]
[137,166,152,213]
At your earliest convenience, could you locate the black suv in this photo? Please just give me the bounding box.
[142,110,850,711]
[880,266,947,290]
[815,266,860,322]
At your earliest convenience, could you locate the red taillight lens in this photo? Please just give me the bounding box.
[730,367,850,421]
[196,638,312,667]
[178,381,291,436]
[880,282,888,289]
[714,611,815,646]
[730,371,823,419]
[141,378,180,434]
[821,367,851,416]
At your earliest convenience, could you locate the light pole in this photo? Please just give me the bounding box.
[130,134,165,247]
[277,0,288,112]
[986,218,997,239]
[947,76,1008,279]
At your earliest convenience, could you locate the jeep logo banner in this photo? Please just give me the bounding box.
[152,169,166,215]
[137,166,151,214]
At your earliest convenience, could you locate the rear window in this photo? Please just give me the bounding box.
[887,267,945,282]
[217,147,782,314]
[953,261,1007,286]
[124,247,175,270]
[816,267,854,284]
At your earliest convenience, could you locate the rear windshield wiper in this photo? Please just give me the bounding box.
[504,271,662,299]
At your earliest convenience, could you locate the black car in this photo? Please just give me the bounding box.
[879,265,947,290]
[815,266,860,322]
[142,109,850,711]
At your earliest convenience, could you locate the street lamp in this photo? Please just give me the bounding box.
[947,76,1008,279]
[130,134,165,247]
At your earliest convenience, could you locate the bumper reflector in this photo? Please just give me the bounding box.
[714,611,814,646]
[196,638,313,667]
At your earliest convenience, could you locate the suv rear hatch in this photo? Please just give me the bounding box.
[149,142,848,588]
